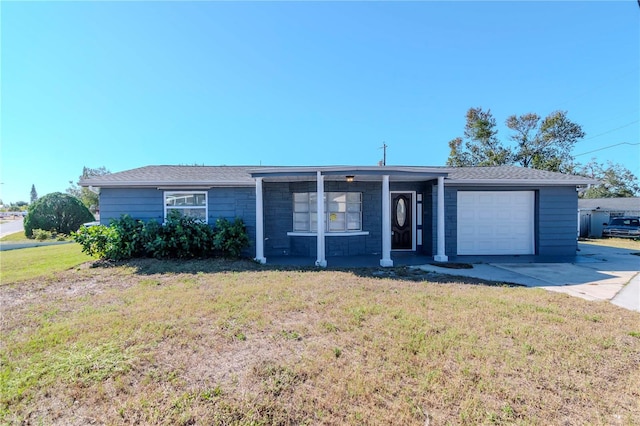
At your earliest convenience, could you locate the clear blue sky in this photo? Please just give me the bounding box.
[1,1,638,204]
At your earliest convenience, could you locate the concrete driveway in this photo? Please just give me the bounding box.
[415,242,640,312]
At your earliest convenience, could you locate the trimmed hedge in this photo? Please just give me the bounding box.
[24,192,95,238]
[73,213,250,260]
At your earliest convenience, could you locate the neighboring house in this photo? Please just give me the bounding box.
[80,165,597,266]
[578,197,640,238]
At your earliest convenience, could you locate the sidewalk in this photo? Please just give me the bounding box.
[611,273,640,312]
[0,241,73,251]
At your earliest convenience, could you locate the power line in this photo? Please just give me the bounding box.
[582,120,639,141]
[575,142,640,157]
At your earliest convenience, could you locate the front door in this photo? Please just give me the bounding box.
[391,192,413,250]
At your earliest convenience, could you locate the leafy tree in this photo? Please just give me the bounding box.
[446,107,511,167]
[446,137,469,167]
[447,108,585,173]
[24,192,94,238]
[578,160,640,198]
[30,184,38,203]
[5,201,28,212]
[506,111,585,173]
[67,166,110,213]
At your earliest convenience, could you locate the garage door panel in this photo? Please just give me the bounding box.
[477,210,496,221]
[457,191,534,255]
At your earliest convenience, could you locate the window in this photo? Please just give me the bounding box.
[610,218,639,226]
[164,191,208,222]
[293,192,362,232]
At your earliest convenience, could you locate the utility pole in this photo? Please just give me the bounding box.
[379,142,388,166]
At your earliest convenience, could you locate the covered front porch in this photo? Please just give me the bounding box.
[250,166,450,268]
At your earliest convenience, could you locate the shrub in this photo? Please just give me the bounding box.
[73,225,120,259]
[24,192,94,238]
[213,218,250,258]
[32,229,54,241]
[109,215,147,258]
[73,216,149,260]
[73,213,249,260]
[147,212,216,259]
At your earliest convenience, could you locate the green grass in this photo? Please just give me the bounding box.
[0,231,29,243]
[0,243,92,284]
[1,230,73,244]
[1,259,639,425]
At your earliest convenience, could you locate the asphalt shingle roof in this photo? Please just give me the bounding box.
[80,164,598,187]
[578,197,640,212]
[441,165,598,184]
[80,165,256,186]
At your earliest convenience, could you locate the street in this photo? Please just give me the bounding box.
[0,218,25,238]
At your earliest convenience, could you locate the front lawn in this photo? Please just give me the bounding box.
[1,259,639,425]
[0,243,92,284]
[0,231,29,243]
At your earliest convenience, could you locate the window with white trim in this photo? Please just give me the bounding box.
[293,192,362,232]
[164,191,208,222]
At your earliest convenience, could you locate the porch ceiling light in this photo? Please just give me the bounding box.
[346,175,355,183]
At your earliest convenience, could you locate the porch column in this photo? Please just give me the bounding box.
[254,177,266,264]
[434,176,448,262]
[380,175,393,267]
[316,171,327,267]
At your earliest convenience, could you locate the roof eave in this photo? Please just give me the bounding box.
[79,181,254,188]
[249,166,449,178]
[446,179,600,186]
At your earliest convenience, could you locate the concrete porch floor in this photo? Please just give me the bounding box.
[266,252,433,268]
[265,252,582,268]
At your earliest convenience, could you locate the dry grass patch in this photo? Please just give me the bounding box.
[1,259,639,425]
[581,237,640,251]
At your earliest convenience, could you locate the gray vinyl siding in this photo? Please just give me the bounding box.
[209,187,257,252]
[537,186,578,255]
[209,187,255,225]
[421,184,434,255]
[263,182,293,256]
[434,185,579,258]
[99,188,164,224]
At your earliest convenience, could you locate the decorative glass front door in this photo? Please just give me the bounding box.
[391,193,412,250]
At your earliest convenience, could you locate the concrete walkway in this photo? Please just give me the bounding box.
[415,242,640,312]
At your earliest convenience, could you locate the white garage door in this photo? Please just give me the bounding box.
[457,191,535,255]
